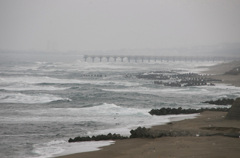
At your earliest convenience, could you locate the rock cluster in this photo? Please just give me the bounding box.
[130,127,152,138]
[203,98,235,105]
[130,126,240,139]
[136,71,221,87]
[68,133,128,143]
[149,107,229,116]
[80,74,107,77]
[129,126,240,139]
[130,127,199,138]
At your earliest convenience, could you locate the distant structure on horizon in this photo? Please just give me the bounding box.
[83,55,237,62]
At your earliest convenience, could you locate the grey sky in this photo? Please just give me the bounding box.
[0,0,240,52]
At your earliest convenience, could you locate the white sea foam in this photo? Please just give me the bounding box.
[82,103,150,116]
[32,140,115,158]
[0,76,139,88]
[0,92,69,104]
[10,62,59,72]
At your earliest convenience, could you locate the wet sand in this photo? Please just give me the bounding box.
[56,61,240,158]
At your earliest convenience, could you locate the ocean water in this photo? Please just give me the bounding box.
[0,58,240,158]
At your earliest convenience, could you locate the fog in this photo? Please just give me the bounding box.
[0,0,240,56]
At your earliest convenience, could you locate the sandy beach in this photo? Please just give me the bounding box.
[204,60,240,87]
[56,61,240,158]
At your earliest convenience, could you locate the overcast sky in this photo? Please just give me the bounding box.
[0,0,240,52]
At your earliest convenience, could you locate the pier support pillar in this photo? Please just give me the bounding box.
[127,57,131,62]
[121,57,124,62]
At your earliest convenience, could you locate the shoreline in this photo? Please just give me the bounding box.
[56,61,240,158]
[56,111,240,158]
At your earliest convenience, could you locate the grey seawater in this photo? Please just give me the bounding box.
[0,60,240,158]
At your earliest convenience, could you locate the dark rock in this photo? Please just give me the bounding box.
[203,98,235,105]
[137,71,221,87]
[130,127,152,138]
[149,107,229,116]
[68,133,128,143]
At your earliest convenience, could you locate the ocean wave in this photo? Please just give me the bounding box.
[102,84,240,98]
[0,82,67,91]
[0,76,140,87]
[82,103,150,117]
[0,92,70,104]
[32,140,66,158]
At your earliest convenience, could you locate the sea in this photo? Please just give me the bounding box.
[0,54,240,158]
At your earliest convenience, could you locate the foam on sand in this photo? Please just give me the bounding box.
[32,139,115,158]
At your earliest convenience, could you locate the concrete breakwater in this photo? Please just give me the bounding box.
[79,74,107,78]
[136,71,220,87]
[203,98,235,106]
[149,107,229,116]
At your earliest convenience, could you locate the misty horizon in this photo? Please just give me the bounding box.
[1,0,240,53]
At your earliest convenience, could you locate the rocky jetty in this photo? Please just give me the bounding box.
[130,127,152,138]
[68,127,198,142]
[80,74,107,78]
[149,107,229,116]
[136,71,221,87]
[130,126,240,139]
[68,133,128,143]
[203,98,235,105]
[130,127,195,138]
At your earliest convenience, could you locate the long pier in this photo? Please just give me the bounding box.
[83,55,237,62]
